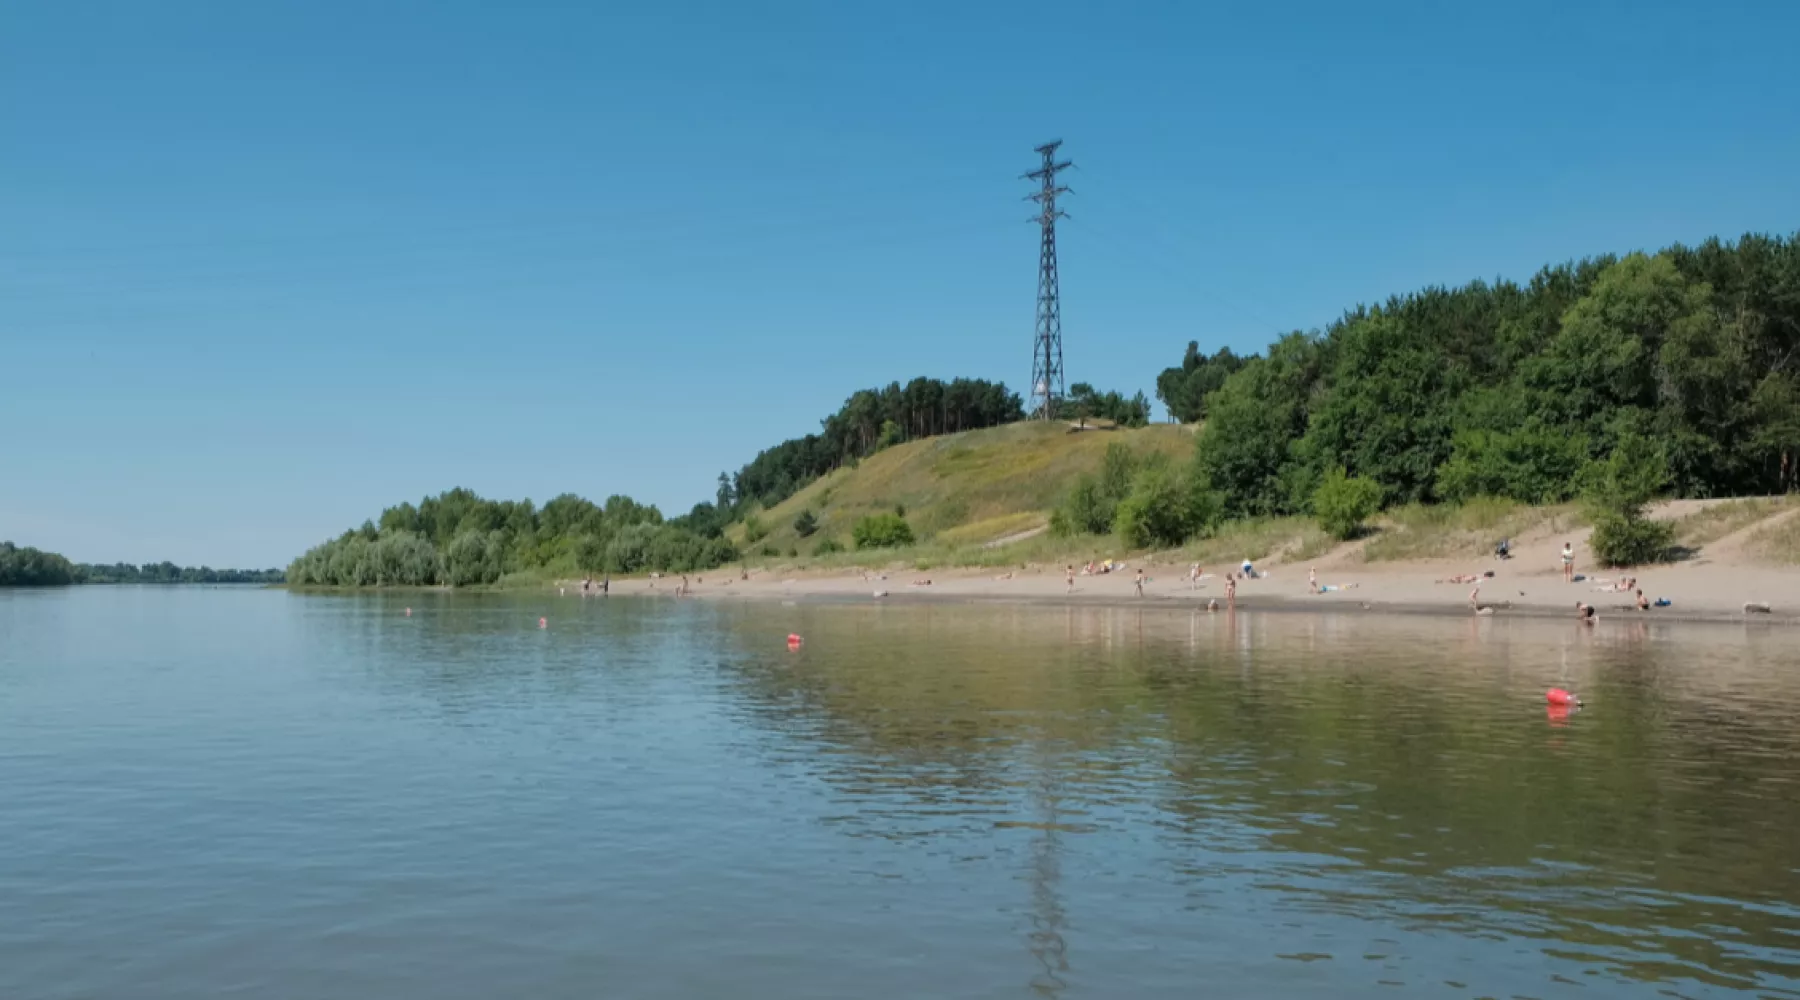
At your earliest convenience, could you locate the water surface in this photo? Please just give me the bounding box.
[3,588,1798,998]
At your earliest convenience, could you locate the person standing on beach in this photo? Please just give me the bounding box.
[1134,567,1145,598]
[602,575,610,597]
[1562,542,1575,582]
[1225,575,1237,608]
[1189,563,1201,589]
[1066,565,1075,594]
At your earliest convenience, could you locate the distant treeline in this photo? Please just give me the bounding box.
[77,562,286,585]
[723,377,1023,513]
[1066,382,1152,428]
[0,542,284,587]
[287,488,737,586]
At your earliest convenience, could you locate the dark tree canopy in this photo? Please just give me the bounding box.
[1155,344,1248,423]
[1064,383,1152,428]
[729,377,1022,511]
[0,542,76,586]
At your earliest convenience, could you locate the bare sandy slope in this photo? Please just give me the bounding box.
[576,501,1800,624]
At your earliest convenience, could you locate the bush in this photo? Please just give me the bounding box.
[1113,465,1217,549]
[1050,443,1151,537]
[1588,513,1674,567]
[852,512,915,549]
[813,538,845,556]
[742,515,769,544]
[792,509,818,537]
[1313,468,1382,540]
[1051,475,1112,536]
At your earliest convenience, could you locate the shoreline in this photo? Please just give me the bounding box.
[578,566,1799,626]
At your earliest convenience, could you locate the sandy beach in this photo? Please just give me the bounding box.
[577,507,1800,624]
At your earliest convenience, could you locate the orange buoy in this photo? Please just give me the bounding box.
[1546,688,1576,706]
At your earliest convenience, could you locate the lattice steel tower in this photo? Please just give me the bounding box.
[1024,140,1072,419]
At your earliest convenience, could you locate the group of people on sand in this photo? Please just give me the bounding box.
[580,575,610,597]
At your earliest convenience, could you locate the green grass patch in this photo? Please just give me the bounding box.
[730,421,1191,553]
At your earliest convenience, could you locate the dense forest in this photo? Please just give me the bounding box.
[1056,232,1800,564]
[1190,234,1800,515]
[286,488,737,586]
[0,541,285,586]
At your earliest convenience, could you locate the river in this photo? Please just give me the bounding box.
[3,587,1797,998]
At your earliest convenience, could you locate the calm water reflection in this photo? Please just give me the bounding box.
[2,588,1797,998]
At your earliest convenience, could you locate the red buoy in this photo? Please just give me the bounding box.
[539,617,548,629]
[1546,687,1575,706]
[786,633,802,648]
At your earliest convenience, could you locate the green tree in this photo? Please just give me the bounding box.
[1112,464,1217,549]
[1583,433,1674,566]
[1313,468,1383,541]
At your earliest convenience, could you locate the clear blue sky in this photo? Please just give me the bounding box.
[4,0,1797,568]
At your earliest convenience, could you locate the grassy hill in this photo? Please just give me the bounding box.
[723,421,1800,573]
[730,421,1193,556]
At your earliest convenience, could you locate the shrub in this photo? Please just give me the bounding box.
[1051,475,1112,536]
[852,512,915,549]
[792,509,818,538]
[812,537,845,556]
[1588,513,1674,567]
[1313,468,1382,540]
[1581,432,1674,567]
[1113,464,1216,549]
[743,515,769,544]
[1050,443,1151,537]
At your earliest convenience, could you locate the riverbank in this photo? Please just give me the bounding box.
[579,554,1799,625]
